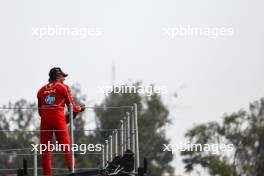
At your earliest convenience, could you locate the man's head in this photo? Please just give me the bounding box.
[48,67,68,83]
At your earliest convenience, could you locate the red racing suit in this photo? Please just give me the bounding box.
[37,81,81,176]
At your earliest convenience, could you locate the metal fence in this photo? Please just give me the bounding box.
[0,103,140,176]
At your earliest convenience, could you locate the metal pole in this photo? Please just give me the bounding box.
[69,104,75,173]
[102,145,105,167]
[109,135,113,161]
[131,108,135,154]
[120,120,124,156]
[134,103,140,169]
[112,131,115,157]
[126,112,131,150]
[114,129,118,156]
[105,140,109,162]
[124,117,127,152]
[131,107,136,172]
[33,149,37,176]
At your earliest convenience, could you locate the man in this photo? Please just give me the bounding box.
[37,67,85,175]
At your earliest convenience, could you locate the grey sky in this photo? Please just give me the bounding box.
[1,0,264,175]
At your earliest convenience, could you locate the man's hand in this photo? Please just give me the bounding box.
[80,104,85,112]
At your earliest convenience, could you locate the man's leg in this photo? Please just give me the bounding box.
[40,120,53,176]
[55,128,75,170]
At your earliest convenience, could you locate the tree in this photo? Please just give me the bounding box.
[94,82,174,176]
[181,98,264,176]
[0,82,175,176]
[0,99,38,175]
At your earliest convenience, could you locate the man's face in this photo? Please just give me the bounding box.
[57,75,65,83]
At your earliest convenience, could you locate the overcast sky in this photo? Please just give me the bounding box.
[1,0,264,175]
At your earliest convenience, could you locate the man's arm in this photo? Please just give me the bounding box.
[61,84,85,113]
[37,90,43,117]
[61,84,85,123]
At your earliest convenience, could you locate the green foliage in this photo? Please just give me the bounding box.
[181,98,264,176]
[94,82,174,176]
[0,99,38,175]
[70,84,100,168]
[0,82,174,176]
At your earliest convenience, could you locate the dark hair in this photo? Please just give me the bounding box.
[48,76,57,82]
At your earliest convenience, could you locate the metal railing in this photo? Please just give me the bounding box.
[0,103,140,175]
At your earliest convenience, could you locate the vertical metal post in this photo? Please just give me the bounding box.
[126,112,131,150]
[112,131,115,157]
[109,135,113,161]
[114,129,118,156]
[105,140,109,162]
[134,103,140,170]
[120,120,124,156]
[131,108,135,154]
[33,149,37,176]
[124,117,127,152]
[131,107,136,172]
[69,104,75,173]
[102,145,105,167]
